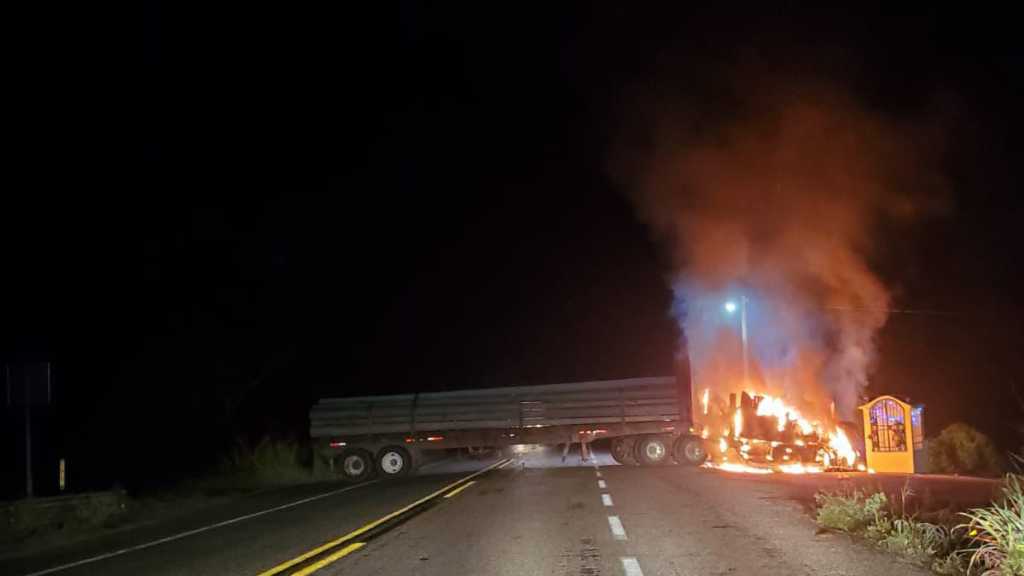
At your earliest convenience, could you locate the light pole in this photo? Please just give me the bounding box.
[724,296,749,385]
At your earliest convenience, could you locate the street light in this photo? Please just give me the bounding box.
[689,295,751,401]
[724,297,749,385]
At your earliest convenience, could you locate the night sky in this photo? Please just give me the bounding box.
[2,4,1022,496]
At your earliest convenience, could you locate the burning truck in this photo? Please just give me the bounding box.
[696,388,864,474]
[308,366,870,481]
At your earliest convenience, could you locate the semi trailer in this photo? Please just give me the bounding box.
[309,376,708,481]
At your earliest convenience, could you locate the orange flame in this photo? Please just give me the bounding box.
[706,462,774,475]
[703,391,861,475]
[753,393,814,435]
[828,427,857,467]
[777,463,823,474]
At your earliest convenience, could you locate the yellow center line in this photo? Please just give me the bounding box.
[289,542,364,576]
[443,480,476,498]
[256,457,512,576]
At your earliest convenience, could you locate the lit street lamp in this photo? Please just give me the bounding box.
[724,297,749,385]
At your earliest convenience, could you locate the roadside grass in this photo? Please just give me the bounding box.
[875,517,957,565]
[191,437,328,496]
[815,489,887,533]
[815,475,1024,575]
[2,491,128,544]
[1,438,330,558]
[958,474,1024,576]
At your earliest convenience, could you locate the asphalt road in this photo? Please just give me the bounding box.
[0,456,500,576]
[6,445,988,576]
[335,447,933,576]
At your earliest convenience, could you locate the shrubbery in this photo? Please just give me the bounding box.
[196,437,316,495]
[816,489,888,533]
[928,423,1003,477]
[815,475,1024,575]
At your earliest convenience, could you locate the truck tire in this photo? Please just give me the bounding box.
[635,435,672,466]
[376,446,413,478]
[674,436,708,465]
[610,437,639,466]
[339,449,374,482]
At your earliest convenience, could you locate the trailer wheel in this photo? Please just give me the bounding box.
[635,435,672,466]
[610,437,639,466]
[338,449,374,482]
[674,436,708,465]
[376,446,412,478]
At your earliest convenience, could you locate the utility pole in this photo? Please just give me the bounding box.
[24,382,32,497]
[740,295,749,386]
[722,297,750,386]
[12,363,51,498]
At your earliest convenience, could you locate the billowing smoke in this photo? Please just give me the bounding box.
[615,83,946,421]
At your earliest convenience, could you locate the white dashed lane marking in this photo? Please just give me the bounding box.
[591,456,640,574]
[607,515,627,540]
[621,557,643,576]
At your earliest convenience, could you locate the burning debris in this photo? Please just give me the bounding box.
[698,388,864,473]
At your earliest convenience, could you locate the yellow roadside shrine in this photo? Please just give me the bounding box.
[858,395,925,473]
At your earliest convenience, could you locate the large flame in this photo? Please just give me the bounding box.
[699,388,862,474]
[828,427,857,468]
[754,394,815,435]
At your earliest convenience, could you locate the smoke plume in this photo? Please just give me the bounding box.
[616,82,945,420]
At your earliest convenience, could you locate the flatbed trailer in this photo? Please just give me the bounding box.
[309,376,708,481]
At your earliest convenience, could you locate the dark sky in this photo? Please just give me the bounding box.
[3,4,1022,494]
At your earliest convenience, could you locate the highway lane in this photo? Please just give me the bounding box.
[338,446,626,575]
[1,455,503,576]
[331,446,932,576]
